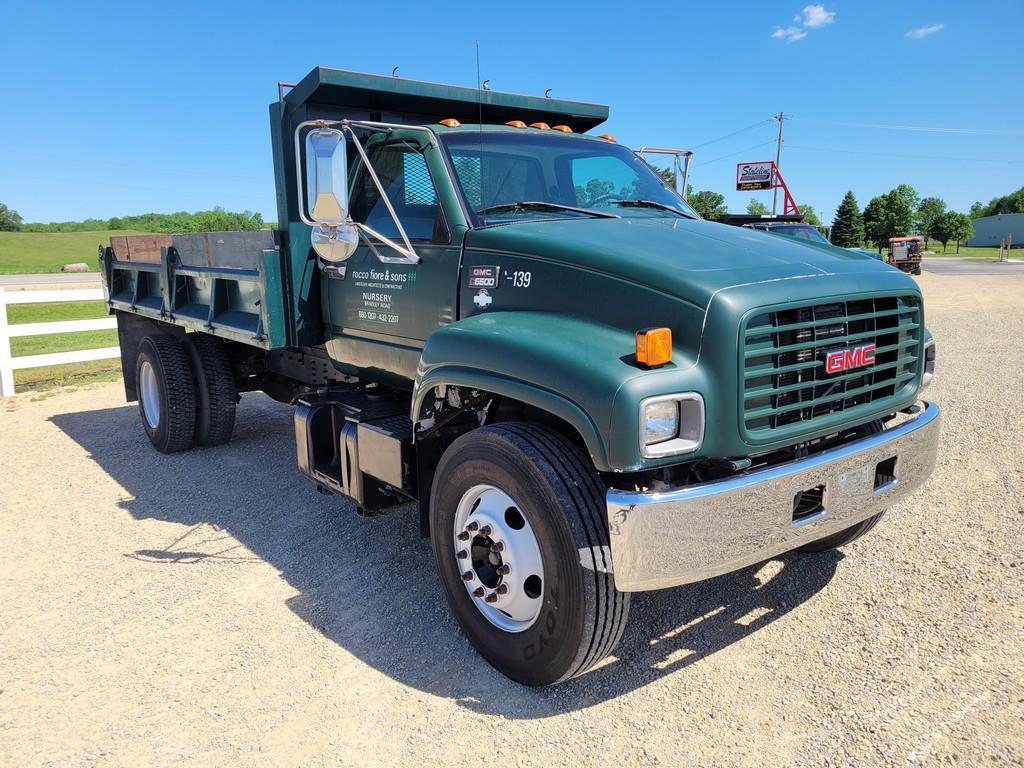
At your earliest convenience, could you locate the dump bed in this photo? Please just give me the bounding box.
[100,231,320,349]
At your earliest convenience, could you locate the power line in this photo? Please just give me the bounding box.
[791,117,1024,137]
[690,119,772,150]
[692,140,777,168]
[786,143,1024,164]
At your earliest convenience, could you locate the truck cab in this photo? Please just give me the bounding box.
[101,67,941,686]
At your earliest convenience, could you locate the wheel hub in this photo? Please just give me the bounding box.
[139,360,161,429]
[453,484,544,632]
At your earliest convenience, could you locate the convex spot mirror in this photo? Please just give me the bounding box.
[312,224,358,263]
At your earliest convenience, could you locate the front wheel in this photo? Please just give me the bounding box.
[430,423,629,686]
[797,512,885,552]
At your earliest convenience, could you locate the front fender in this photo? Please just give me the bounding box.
[415,312,700,472]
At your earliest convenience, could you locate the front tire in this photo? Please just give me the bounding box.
[430,423,629,686]
[798,418,887,553]
[135,334,195,453]
[796,512,884,552]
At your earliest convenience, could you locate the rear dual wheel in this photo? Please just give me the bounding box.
[431,423,629,686]
[135,333,236,453]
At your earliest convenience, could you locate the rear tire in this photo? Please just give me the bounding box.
[135,335,195,453]
[430,423,629,686]
[183,333,236,446]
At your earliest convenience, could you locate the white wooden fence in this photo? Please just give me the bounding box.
[0,287,119,397]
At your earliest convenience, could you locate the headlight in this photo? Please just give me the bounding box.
[640,393,705,458]
[642,400,678,445]
[922,338,935,387]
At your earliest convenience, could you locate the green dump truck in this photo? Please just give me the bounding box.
[100,67,940,686]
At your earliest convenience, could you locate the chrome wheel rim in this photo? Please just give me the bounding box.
[453,484,544,633]
[139,360,161,430]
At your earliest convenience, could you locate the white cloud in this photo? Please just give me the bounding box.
[906,23,944,39]
[772,26,809,43]
[798,4,836,28]
[772,5,834,42]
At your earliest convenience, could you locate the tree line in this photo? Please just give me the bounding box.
[0,206,264,233]
[830,185,973,253]
[969,186,1024,219]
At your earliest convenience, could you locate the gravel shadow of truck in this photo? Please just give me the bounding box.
[51,394,841,717]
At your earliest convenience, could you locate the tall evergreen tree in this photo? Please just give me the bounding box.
[830,191,865,247]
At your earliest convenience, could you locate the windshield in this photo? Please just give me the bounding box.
[439,131,698,225]
[761,224,829,245]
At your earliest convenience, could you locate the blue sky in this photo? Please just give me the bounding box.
[2,0,1021,224]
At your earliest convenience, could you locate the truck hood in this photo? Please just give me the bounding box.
[465,216,912,309]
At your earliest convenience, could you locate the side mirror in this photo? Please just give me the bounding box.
[304,128,358,262]
[305,128,349,224]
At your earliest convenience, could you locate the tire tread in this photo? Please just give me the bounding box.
[140,334,195,453]
[490,423,630,683]
[184,333,236,446]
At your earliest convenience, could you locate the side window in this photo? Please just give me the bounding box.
[349,145,446,242]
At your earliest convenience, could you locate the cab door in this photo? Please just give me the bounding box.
[323,136,462,344]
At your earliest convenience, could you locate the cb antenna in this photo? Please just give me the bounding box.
[476,40,485,201]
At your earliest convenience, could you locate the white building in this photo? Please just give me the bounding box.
[968,213,1024,247]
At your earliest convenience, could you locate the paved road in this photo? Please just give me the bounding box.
[0,272,101,286]
[922,257,1024,276]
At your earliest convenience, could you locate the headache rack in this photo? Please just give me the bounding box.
[741,295,922,443]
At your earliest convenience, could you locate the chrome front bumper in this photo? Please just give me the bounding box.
[606,401,941,591]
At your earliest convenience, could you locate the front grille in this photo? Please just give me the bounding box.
[742,295,921,439]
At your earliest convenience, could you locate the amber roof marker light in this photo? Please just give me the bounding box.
[529,122,551,130]
[636,327,672,367]
[552,125,573,133]
[505,120,527,128]
[598,133,617,142]
[439,118,462,127]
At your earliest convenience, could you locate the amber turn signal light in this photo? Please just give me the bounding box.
[636,327,672,367]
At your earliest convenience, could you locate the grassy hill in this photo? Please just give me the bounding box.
[0,230,140,274]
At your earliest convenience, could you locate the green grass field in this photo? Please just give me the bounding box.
[923,244,1009,259]
[0,230,140,274]
[6,299,121,392]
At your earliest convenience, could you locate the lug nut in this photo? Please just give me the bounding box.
[456,549,468,560]
[496,584,509,595]
[462,571,474,581]
[466,521,479,532]
[496,564,511,576]
[457,531,470,541]
[485,592,499,603]
[472,587,485,598]
[491,542,504,553]
[478,525,492,536]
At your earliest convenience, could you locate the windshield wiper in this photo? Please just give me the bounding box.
[477,201,619,219]
[608,199,696,218]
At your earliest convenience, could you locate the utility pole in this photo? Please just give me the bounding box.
[772,112,785,216]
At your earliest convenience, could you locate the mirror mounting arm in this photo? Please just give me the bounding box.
[295,119,442,266]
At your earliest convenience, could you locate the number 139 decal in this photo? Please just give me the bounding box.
[510,270,531,288]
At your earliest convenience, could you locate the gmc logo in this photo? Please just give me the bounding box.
[824,343,876,374]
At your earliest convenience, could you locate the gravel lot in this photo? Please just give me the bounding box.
[1,272,1021,767]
